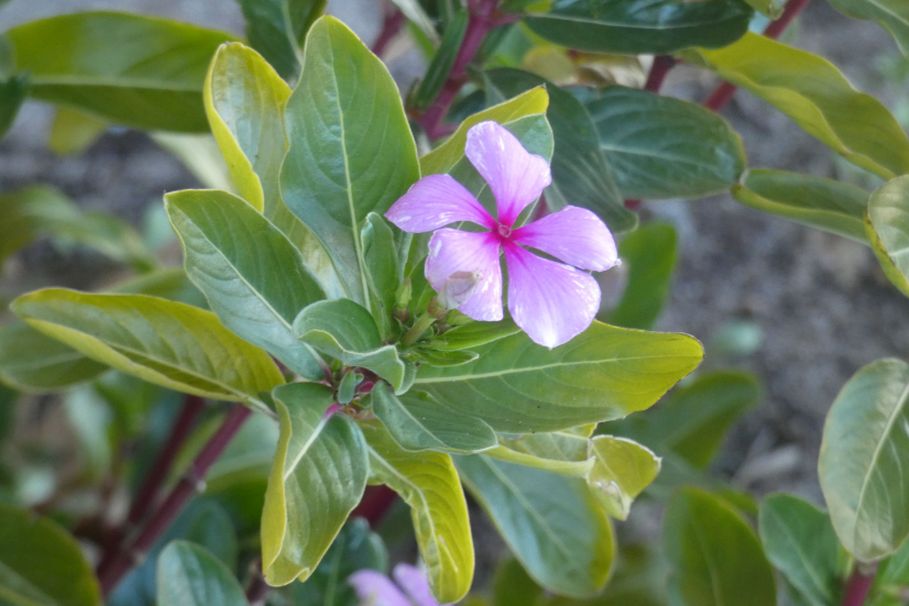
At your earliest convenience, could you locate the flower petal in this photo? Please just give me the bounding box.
[504,243,600,348]
[393,564,442,606]
[425,229,503,322]
[348,570,411,606]
[385,174,495,233]
[465,121,551,226]
[512,205,619,271]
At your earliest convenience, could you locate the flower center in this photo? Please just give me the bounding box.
[496,223,512,239]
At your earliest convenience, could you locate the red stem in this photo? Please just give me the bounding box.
[416,0,502,139]
[841,563,877,606]
[702,0,811,112]
[372,3,405,57]
[98,405,252,597]
[353,486,398,526]
[95,395,206,576]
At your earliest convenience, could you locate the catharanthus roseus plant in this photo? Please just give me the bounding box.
[2,0,909,605]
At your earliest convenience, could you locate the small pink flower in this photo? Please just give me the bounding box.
[386,121,618,348]
[349,563,447,606]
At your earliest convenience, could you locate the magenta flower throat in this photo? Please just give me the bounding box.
[386,120,619,348]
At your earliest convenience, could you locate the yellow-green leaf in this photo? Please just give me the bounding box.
[362,421,475,603]
[11,289,282,409]
[693,33,909,179]
[867,175,909,298]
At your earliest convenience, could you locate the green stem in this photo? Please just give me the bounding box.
[402,312,438,346]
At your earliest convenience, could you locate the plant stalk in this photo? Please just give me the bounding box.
[416,0,502,139]
[842,562,877,606]
[372,2,405,57]
[98,405,251,597]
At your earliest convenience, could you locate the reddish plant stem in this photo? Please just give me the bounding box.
[842,562,877,606]
[372,3,405,57]
[98,405,252,597]
[702,0,811,112]
[95,395,206,576]
[416,0,502,139]
[245,559,269,605]
[353,486,398,526]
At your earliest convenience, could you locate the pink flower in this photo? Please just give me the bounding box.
[349,563,448,606]
[386,120,618,348]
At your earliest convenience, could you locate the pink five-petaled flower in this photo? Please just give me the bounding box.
[349,563,448,606]
[385,120,619,348]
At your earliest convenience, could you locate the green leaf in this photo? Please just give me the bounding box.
[457,455,615,598]
[236,0,325,78]
[733,168,870,243]
[485,68,635,233]
[202,41,340,297]
[588,435,660,521]
[430,320,521,351]
[370,381,497,453]
[871,538,909,606]
[0,73,25,138]
[48,106,107,155]
[743,0,785,17]
[606,223,678,330]
[692,33,909,179]
[5,12,236,131]
[361,213,400,340]
[867,176,909,297]
[362,422,475,603]
[413,9,468,110]
[11,289,283,410]
[156,541,246,606]
[0,185,154,269]
[0,503,101,606]
[663,488,776,606]
[287,518,387,605]
[389,0,440,44]
[0,321,107,392]
[759,494,845,606]
[827,0,908,56]
[819,358,909,561]
[262,383,368,586]
[165,188,326,380]
[420,87,550,176]
[603,371,760,469]
[411,321,702,433]
[282,16,420,304]
[294,299,408,392]
[581,86,746,200]
[523,0,752,54]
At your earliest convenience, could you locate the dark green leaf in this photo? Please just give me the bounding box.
[582,86,746,200]
[413,9,468,110]
[606,223,677,330]
[370,381,497,453]
[156,541,246,606]
[165,188,326,380]
[486,68,635,232]
[361,213,400,340]
[759,494,845,606]
[5,12,236,131]
[294,299,408,392]
[0,73,25,138]
[281,16,420,304]
[733,169,869,243]
[819,358,909,561]
[0,503,101,606]
[663,488,776,606]
[458,455,614,598]
[524,0,752,54]
[236,0,326,78]
[430,320,521,351]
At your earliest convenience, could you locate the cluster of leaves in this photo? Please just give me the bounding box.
[1,0,909,605]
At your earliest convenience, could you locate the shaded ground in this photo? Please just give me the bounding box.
[1,0,906,536]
